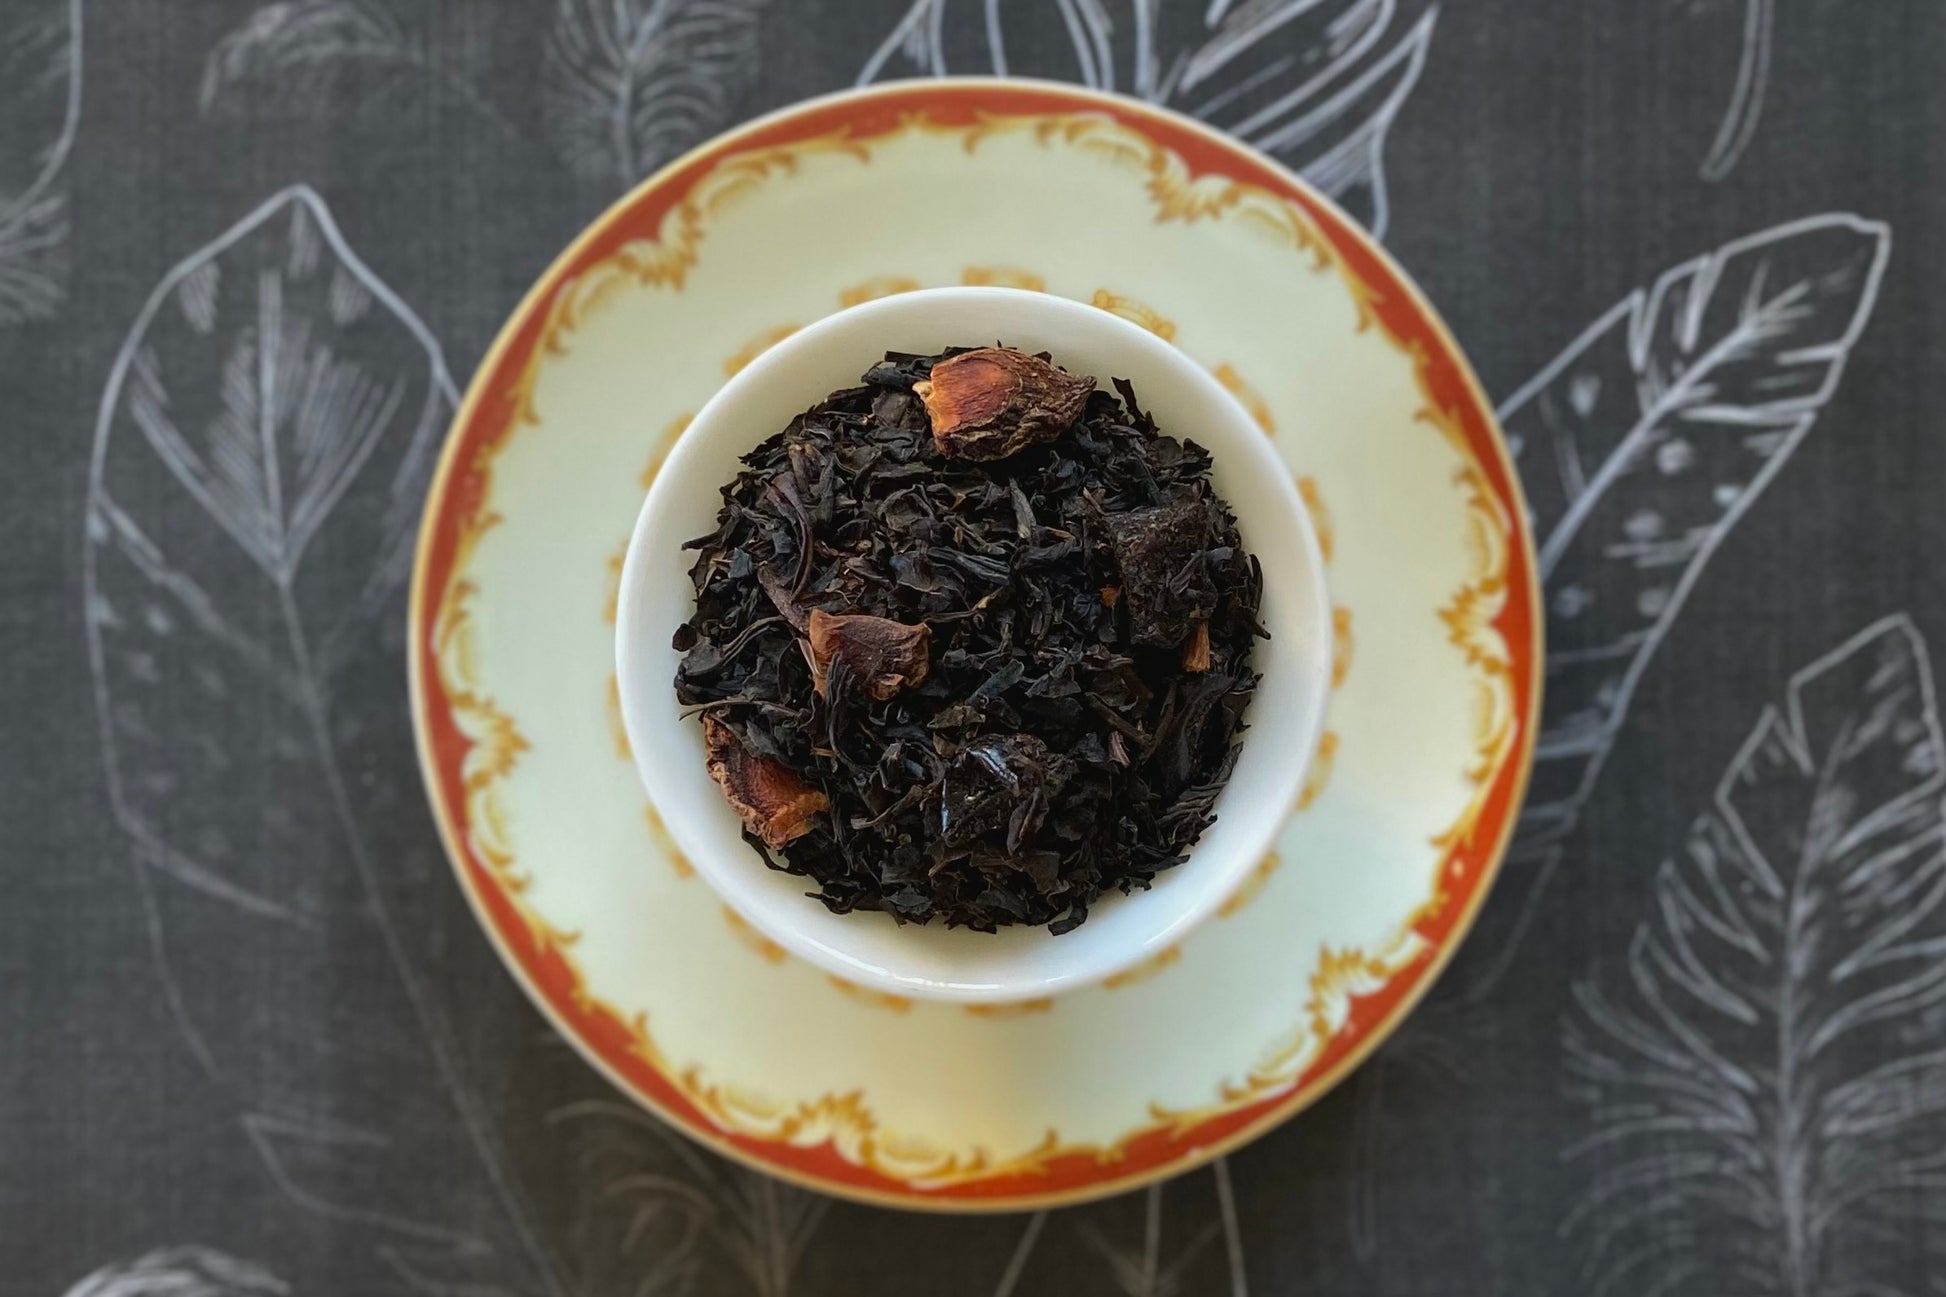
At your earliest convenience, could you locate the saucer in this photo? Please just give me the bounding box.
[409,78,1540,1211]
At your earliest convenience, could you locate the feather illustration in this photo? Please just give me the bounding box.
[1076,1186,1218,1297]
[1693,0,1775,181]
[1340,1011,1474,1265]
[201,0,410,109]
[201,1,515,136]
[991,1211,1050,1297]
[857,0,1435,238]
[81,187,565,1297]
[547,1095,830,1297]
[0,0,80,325]
[1489,213,1893,988]
[1564,614,1946,1297]
[988,1163,1247,1297]
[544,0,768,193]
[1341,214,1892,1270]
[1165,0,1433,241]
[60,1248,288,1297]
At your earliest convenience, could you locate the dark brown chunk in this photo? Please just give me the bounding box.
[939,734,1069,853]
[915,347,1095,460]
[701,714,829,848]
[1103,498,1217,647]
[807,609,932,700]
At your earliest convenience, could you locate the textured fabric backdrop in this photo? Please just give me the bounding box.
[5,1,1945,1294]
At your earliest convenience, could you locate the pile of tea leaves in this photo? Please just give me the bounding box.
[673,346,1265,933]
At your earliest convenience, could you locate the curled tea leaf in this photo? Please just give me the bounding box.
[807,609,931,700]
[757,563,811,631]
[702,713,828,848]
[916,347,1095,460]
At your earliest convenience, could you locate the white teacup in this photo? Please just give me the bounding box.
[615,288,1331,1003]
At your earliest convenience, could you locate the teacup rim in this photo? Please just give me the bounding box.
[615,285,1332,1001]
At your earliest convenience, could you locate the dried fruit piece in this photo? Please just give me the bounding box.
[939,734,1071,853]
[915,347,1095,460]
[1182,621,1212,672]
[807,609,932,700]
[702,714,829,847]
[1103,497,1216,647]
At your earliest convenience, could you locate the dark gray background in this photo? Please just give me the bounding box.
[5,1,1945,1294]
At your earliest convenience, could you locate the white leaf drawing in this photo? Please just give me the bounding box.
[544,0,769,193]
[81,186,568,1297]
[857,0,1435,238]
[60,1248,288,1297]
[1338,1013,1473,1265]
[0,0,80,325]
[991,1211,1050,1297]
[1341,213,1892,1270]
[548,1097,830,1297]
[991,1162,1247,1297]
[1564,614,1946,1297]
[1692,0,1775,181]
[201,0,515,136]
[202,0,409,107]
[1489,212,1893,986]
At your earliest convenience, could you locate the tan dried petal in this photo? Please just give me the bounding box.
[807,609,932,701]
[702,714,828,848]
[1182,621,1212,673]
[914,347,1095,460]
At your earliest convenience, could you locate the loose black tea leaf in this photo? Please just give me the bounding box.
[673,346,1265,933]
[807,609,931,700]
